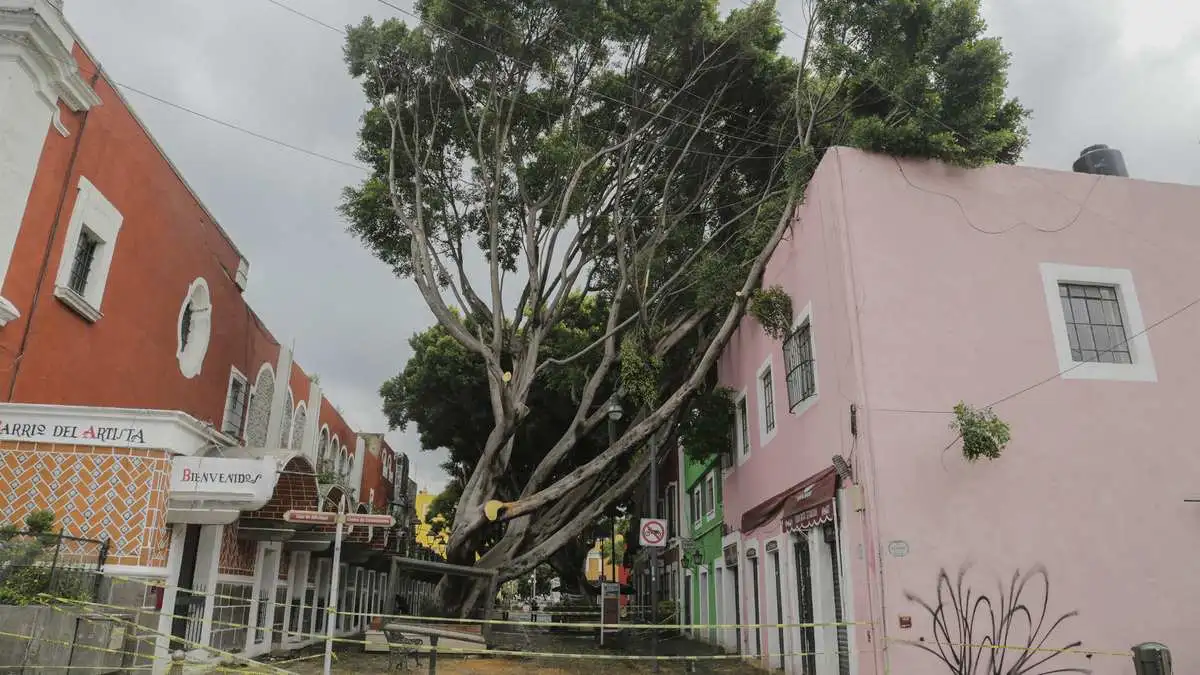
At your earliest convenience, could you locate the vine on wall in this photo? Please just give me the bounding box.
[748,285,793,340]
[951,402,1011,462]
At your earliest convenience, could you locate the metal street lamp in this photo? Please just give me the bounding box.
[606,402,623,584]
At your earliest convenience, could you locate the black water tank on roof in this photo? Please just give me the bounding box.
[1072,144,1129,177]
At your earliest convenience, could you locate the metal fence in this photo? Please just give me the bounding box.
[0,529,109,604]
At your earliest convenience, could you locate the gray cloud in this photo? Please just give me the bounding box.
[65,0,1197,493]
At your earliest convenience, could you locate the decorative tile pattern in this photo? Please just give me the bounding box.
[0,442,171,567]
[279,391,293,448]
[242,457,318,520]
[245,367,274,448]
[218,524,257,576]
[290,405,306,452]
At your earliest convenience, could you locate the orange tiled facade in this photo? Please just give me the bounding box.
[0,442,171,567]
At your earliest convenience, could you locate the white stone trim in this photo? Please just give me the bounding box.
[763,535,788,670]
[1039,262,1157,382]
[102,564,169,578]
[0,2,101,112]
[0,401,235,453]
[53,176,123,322]
[264,346,293,449]
[0,297,19,327]
[176,278,212,379]
[755,354,778,448]
[788,301,819,419]
[733,388,750,466]
[741,538,760,658]
[216,574,254,585]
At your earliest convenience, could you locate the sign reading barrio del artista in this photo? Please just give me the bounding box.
[0,420,146,444]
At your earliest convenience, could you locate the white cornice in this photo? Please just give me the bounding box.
[0,2,101,118]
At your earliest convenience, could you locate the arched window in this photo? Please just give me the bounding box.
[317,427,330,471]
[279,390,294,448]
[244,364,274,448]
[290,403,307,451]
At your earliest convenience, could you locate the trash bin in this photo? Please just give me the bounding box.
[1132,642,1171,675]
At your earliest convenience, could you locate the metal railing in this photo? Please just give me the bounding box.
[0,529,109,604]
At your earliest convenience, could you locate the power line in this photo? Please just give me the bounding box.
[263,0,344,34]
[0,33,370,173]
[113,81,369,172]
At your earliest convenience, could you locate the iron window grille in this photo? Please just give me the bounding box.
[223,376,248,438]
[736,397,750,457]
[783,322,816,409]
[760,366,775,433]
[67,230,99,295]
[180,302,194,350]
[1059,282,1131,364]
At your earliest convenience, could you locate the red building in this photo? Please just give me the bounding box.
[0,1,410,670]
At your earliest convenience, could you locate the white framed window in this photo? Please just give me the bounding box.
[53,176,123,322]
[691,487,702,526]
[176,278,212,378]
[733,389,750,464]
[222,367,250,439]
[1039,263,1156,382]
[703,473,716,518]
[665,482,678,539]
[756,356,777,446]
[782,301,819,418]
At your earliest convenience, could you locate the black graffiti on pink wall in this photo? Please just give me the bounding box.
[904,565,1091,675]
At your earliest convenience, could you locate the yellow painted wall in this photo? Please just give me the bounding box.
[414,489,447,556]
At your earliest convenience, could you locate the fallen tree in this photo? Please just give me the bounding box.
[342,0,1029,615]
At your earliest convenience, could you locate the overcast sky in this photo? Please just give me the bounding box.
[63,0,1197,494]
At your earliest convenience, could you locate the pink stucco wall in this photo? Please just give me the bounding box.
[719,151,878,675]
[842,147,1200,675]
[722,146,1200,675]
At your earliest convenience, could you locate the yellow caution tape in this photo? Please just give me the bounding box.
[43,597,297,675]
[888,637,1130,659]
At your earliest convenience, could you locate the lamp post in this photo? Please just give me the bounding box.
[607,402,623,584]
[648,433,660,672]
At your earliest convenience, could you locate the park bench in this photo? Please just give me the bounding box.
[383,628,424,671]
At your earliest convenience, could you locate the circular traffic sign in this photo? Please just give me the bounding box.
[641,519,666,545]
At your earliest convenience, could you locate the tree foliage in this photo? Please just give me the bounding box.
[342,0,1028,615]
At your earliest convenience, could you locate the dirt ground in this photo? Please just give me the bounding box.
[252,628,760,674]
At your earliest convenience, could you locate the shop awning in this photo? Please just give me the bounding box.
[740,466,838,533]
[781,467,839,533]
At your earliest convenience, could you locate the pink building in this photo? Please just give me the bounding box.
[718,145,1200,675]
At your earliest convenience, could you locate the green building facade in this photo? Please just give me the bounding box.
[683,454,724,643]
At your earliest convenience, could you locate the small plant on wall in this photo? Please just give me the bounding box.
[748,285,793,340]
[950,402,1011,461]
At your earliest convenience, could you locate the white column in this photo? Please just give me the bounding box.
[300,377,322,460]
[194,525,223,651]
[152,525,187,675]
[280,551,299,644]
[264,346,293,448]
[243,544,265,655]
[811,529,837,675]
